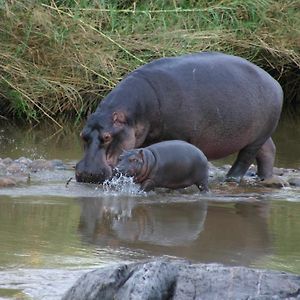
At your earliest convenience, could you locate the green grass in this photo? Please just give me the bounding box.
[0,0,299,127]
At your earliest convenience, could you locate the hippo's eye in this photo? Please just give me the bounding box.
[129,158,138,163]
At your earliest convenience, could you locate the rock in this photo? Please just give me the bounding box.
[0,162,6,174]
[259,176,289,188]
[15,157,32,165]
[29,159,55,171]
[50,159,66,169]
[219,164,231,172]
[29,159,66,172]
[0,156,67,183]
[6,162,26,174]
[63,259,300,300]
[2,157,13,165]
[0,176,17,187]
[273,167,286,176]
[288,177,300,187]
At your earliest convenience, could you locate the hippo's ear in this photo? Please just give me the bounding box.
[112,112,126,127]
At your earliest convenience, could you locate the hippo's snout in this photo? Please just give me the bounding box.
[75,161,112,184]
[112,166,131,178]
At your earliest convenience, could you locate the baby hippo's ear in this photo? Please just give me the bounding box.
[138,149,144,161]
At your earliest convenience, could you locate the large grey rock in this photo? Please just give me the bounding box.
[63,259,300,300]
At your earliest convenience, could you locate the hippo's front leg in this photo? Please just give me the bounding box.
[140,179,155,192]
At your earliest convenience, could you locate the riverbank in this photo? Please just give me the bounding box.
[0,1,299,126]
[1,155,300,189]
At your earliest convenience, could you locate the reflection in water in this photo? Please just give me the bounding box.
[197,201,271,265]
[0,186,299,299]
[77,195,271,266]
[78,197,207,247]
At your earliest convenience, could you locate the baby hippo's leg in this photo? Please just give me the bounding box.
[196,179,209,193]
[195,162,209,192]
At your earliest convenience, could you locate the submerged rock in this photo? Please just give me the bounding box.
[289,177,300,187]
[63,259,300,300]
[259,176,290,188]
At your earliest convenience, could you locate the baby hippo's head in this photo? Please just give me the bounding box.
[115,149,144,177]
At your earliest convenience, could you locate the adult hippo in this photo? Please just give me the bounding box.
[76,52,283,183]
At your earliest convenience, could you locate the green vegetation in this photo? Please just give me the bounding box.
[0,0,299,127]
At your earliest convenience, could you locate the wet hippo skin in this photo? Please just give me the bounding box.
[75,52,283,184]
[115,140,209,192]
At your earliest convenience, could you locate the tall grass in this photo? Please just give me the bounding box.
[0,0,299,126]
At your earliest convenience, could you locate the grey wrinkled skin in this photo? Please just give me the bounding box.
[75,52,283,184]
[63,259,300,300]
[115,140,209,192]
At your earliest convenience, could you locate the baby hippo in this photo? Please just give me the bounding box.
[115,140,209,192]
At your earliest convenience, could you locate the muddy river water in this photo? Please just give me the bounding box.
[0,117,299,299]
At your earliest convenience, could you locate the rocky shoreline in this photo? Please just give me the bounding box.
[1,157,300,189]
[0,157,67,187]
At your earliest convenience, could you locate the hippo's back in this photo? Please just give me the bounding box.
[136,52,283,159]
[147,140,207,166]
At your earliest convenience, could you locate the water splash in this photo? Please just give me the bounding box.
[102,173,145,196]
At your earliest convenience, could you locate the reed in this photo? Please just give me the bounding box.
[0,0,299,126]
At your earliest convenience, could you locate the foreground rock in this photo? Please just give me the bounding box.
[63,259,300,300]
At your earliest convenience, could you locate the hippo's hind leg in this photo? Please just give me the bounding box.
[255,137,276,180]
[226,137,276,182]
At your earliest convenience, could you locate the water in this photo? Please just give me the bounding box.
[0,117,299,299]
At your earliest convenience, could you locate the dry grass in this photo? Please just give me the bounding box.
[0,0,299,127]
